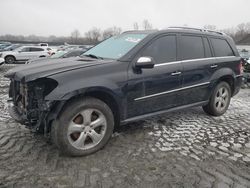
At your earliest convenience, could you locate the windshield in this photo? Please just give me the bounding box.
[83,33,147,59]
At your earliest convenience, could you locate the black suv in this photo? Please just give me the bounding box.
[5,27,243,156]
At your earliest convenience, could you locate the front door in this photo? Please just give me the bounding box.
[127,34,183,118]
[16,47,32,60]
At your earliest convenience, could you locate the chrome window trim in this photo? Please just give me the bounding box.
[134,82,210,101]
[155,56,236,67]
[215,56,236,59]
[155,61,181,66]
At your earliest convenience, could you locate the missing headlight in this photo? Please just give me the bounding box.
[31,78,58,98]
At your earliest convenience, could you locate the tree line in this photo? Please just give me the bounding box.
[204,23,250,43]
[0,20,249,45]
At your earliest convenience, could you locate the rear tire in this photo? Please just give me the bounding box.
[202,81,231,116]
[54,97,114,156]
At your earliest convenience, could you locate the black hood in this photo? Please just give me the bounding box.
[4,57,113,82]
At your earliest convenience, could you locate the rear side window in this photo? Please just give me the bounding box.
[30,47,44,52]
[180,35,205,60]
[141,35,177,64]
[20,47,30,52]
[210,38,234,57]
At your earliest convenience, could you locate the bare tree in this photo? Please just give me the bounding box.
[232,22,250,42]
[220,27,236,38]
[85,27,102,44]
[71,29,81,44]
[142,19,153,30]
[102,26,122,40]
[2,22,250,45]
[133,22,139,30]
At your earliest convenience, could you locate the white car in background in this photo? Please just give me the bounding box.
[0,46,50,64]
[0,57,4,66]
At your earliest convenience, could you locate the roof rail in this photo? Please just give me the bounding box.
[168,26,225,35]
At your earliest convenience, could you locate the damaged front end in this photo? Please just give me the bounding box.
[8,78,58,132]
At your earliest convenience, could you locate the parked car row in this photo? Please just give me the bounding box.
[26,48,87,64]
[0,42,92,65]
[0,46,50,64]
[0,43,12,51]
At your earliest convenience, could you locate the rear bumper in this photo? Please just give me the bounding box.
[232,75,243,96]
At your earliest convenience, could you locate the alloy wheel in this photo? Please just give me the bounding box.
[214,86,229,112]
[67,108,107,150]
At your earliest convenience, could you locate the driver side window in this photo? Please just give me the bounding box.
[141,35,177,64]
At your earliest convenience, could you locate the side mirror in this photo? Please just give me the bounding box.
[135,57,155,69]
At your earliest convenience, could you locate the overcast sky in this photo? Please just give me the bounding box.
[0,0,249,36]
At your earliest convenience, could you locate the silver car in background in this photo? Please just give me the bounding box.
[0,46,50,64]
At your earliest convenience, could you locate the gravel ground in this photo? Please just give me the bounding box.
[0,64,250,188]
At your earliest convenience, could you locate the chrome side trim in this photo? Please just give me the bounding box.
[134,82,210,101]
[154,56,236,67]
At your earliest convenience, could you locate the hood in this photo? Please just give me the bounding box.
[4,56,113,82]
[1,51,16,56]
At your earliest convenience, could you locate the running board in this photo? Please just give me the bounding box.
[121,100,208,125]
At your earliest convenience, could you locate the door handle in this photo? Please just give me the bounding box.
[210,64,218,68]
[171,71,182,76]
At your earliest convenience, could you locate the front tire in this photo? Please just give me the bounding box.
[5,56,15,64]
[202,81,231,116]
[54,97,114,156]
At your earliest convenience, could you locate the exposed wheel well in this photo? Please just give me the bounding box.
[84,91,121,128]
[53,91,121,128]
[217,75,234,96]
[47,90,121,135]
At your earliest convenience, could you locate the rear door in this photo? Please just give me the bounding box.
[209,37,237,72]
[127,34,183,117]
[179,34,215,105]
[29,47,46,59]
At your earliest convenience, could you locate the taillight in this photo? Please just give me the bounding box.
[239,60,244,75]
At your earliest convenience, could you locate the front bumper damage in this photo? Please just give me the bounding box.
[8,98,53,132]
[7,79,58,133]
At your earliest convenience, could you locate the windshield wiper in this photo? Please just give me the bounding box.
[83,54,103,59]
